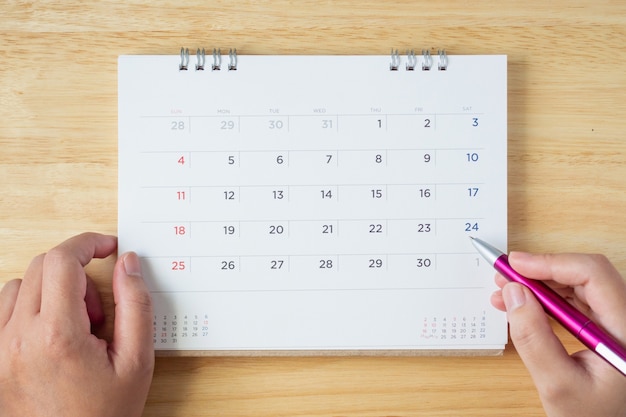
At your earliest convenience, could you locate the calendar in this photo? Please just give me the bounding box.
[118,51,508,354]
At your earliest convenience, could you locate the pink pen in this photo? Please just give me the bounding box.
[471,236,626,376]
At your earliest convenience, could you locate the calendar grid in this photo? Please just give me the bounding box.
[119,54,507,352]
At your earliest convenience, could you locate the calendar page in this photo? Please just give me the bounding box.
[118,52,508,354]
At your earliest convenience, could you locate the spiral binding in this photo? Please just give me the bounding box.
[196,48,205,70]
[179,47,190,70]
[179,48,447,72]
[437,50,448,71]
[212,48,221,70]
[390,49,448,71]
[389,49,401,71]
[422,50,433,71]
[179,47,237,71]
[228,49,238,71]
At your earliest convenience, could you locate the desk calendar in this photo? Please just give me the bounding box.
[118,51,508,355]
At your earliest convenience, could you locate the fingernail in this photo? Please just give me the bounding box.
[123,252,143,277]
[503,283,527,311]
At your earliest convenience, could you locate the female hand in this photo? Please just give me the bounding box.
[492,252,626,417]
[0,233,154,417]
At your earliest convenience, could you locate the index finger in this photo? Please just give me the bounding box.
[40,233,117,331]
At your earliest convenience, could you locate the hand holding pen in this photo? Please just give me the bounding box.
[481,241,626,417]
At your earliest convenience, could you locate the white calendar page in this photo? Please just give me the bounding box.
[118,54,508,354]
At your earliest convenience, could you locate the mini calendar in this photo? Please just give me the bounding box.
[118,50,508,354]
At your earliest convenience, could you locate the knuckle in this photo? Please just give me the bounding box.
[1,278,22,293]
[41,323,75,358]
[587,253,611,268]
[509,320,537,350]
[128,290,153,315]
[1,337,26,377]
[537,378,576,404]
[7,334,25,363]
[125,350,155,377]
[43,246,71,267]
[26,253,46,271]
[584,253,617,279]
[3,332,36,373]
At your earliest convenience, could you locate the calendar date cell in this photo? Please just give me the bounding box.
[386,254,438,281]
[164,117,190,135]
[243,186,290,205]
[139,152,192,186]
[244,256,290,274]
[288,255,339,274]
[287,186,339,216]
[289,114,339,139]
[286,151,339,183]
[386,114,437,141]
[140,257,192,292]
[188,152,241,180]
[338,114,388,140]
[240,116,289,137]
[138,187,191,221]
[190,116,240,138]
[193,256,240,274]
[338,254,389,274]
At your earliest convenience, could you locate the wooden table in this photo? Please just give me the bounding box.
[2,1,625,415]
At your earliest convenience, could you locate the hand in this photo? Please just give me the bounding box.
[491,252,626,417]
[0,233,154,417]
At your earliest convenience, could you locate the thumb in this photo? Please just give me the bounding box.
[503,283,582,387]
[109,252,154,376]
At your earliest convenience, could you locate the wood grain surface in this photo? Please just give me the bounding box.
[2,1,625,415]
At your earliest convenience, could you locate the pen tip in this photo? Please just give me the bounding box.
[468,237,503,264]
